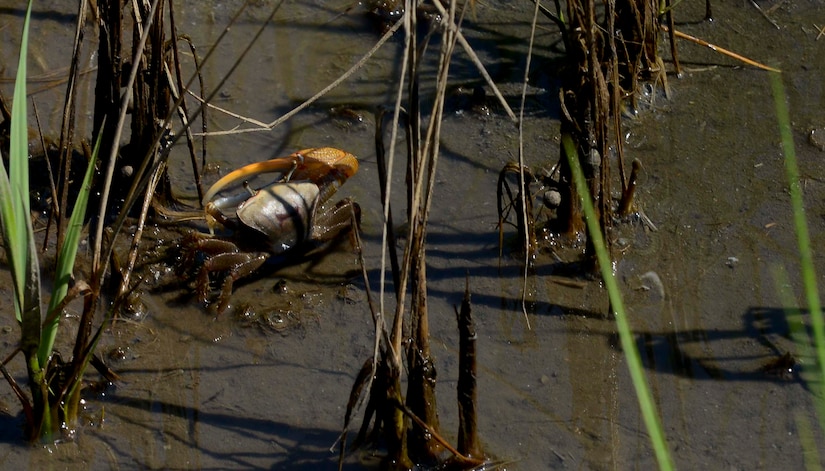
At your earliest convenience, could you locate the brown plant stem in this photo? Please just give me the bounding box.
[665,0,681,76]
[167,1,205,203]
[54,0,88,254]
[384,361,413,469]
[618,159,642,216]
[455,277,482,459]
[396,398,482,467]
[91,0,123,218]
[406,236,442,461]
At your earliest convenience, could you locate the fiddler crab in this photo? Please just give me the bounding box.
[186,147,360,313]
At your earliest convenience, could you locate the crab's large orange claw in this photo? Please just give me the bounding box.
[290,148,359,205]
[202,147,358,206]
[290,147,359,183]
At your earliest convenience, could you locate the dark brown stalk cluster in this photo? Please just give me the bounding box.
[340,0,492,468]
[557,0,666,262]
[497,0,675,273]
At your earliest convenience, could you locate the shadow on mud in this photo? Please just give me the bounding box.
[637,307,805,385]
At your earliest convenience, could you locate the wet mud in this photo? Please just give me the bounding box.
[0,0,824,469]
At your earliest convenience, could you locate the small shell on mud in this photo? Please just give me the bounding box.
[809,127,825,151]
[543,189,561,208]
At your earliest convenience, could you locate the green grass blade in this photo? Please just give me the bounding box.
[0,0,41,352]
[0,160,39,357]
[795,410,822,471]
[19,211,41,366]
[0,0,35,324]
[12,0,42,368]
[14,0,41,364]
[770,72,825,428]
[0,1,43,394]
[10,1,32,220]
[562,134,674,470]
[39,125,101,366]
[776,264,825,469]
[0,141,21,318]
[10,0,33,271]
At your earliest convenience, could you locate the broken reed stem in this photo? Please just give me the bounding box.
[456,277,482,459]
[618,159,641,216]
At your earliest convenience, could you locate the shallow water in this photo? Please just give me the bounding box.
[1,0,825,469]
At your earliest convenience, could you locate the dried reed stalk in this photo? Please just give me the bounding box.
[455,278,482,458]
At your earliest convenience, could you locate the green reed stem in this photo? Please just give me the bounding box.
[773,264,825,468]
[562,134,674,471]
[40,128,100,367]
[770,72,825,426]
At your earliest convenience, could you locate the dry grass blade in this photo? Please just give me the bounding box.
[429,0,516,122]
[193,18,404,137]
[0,361,33,427]
[337,357,373,468]
[384,4,413,367]
[748,0,780,29]
[374,108,406,292]
[334,204,387,468]
[513,0,542,330]
[664,26,781,72]
[168,2,206,202]
[31,102,59,253]
[115,161,167,304]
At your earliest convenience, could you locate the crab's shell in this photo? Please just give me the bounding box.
[236,181,320,254]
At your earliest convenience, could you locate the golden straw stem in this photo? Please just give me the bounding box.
[663,26,781,73]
